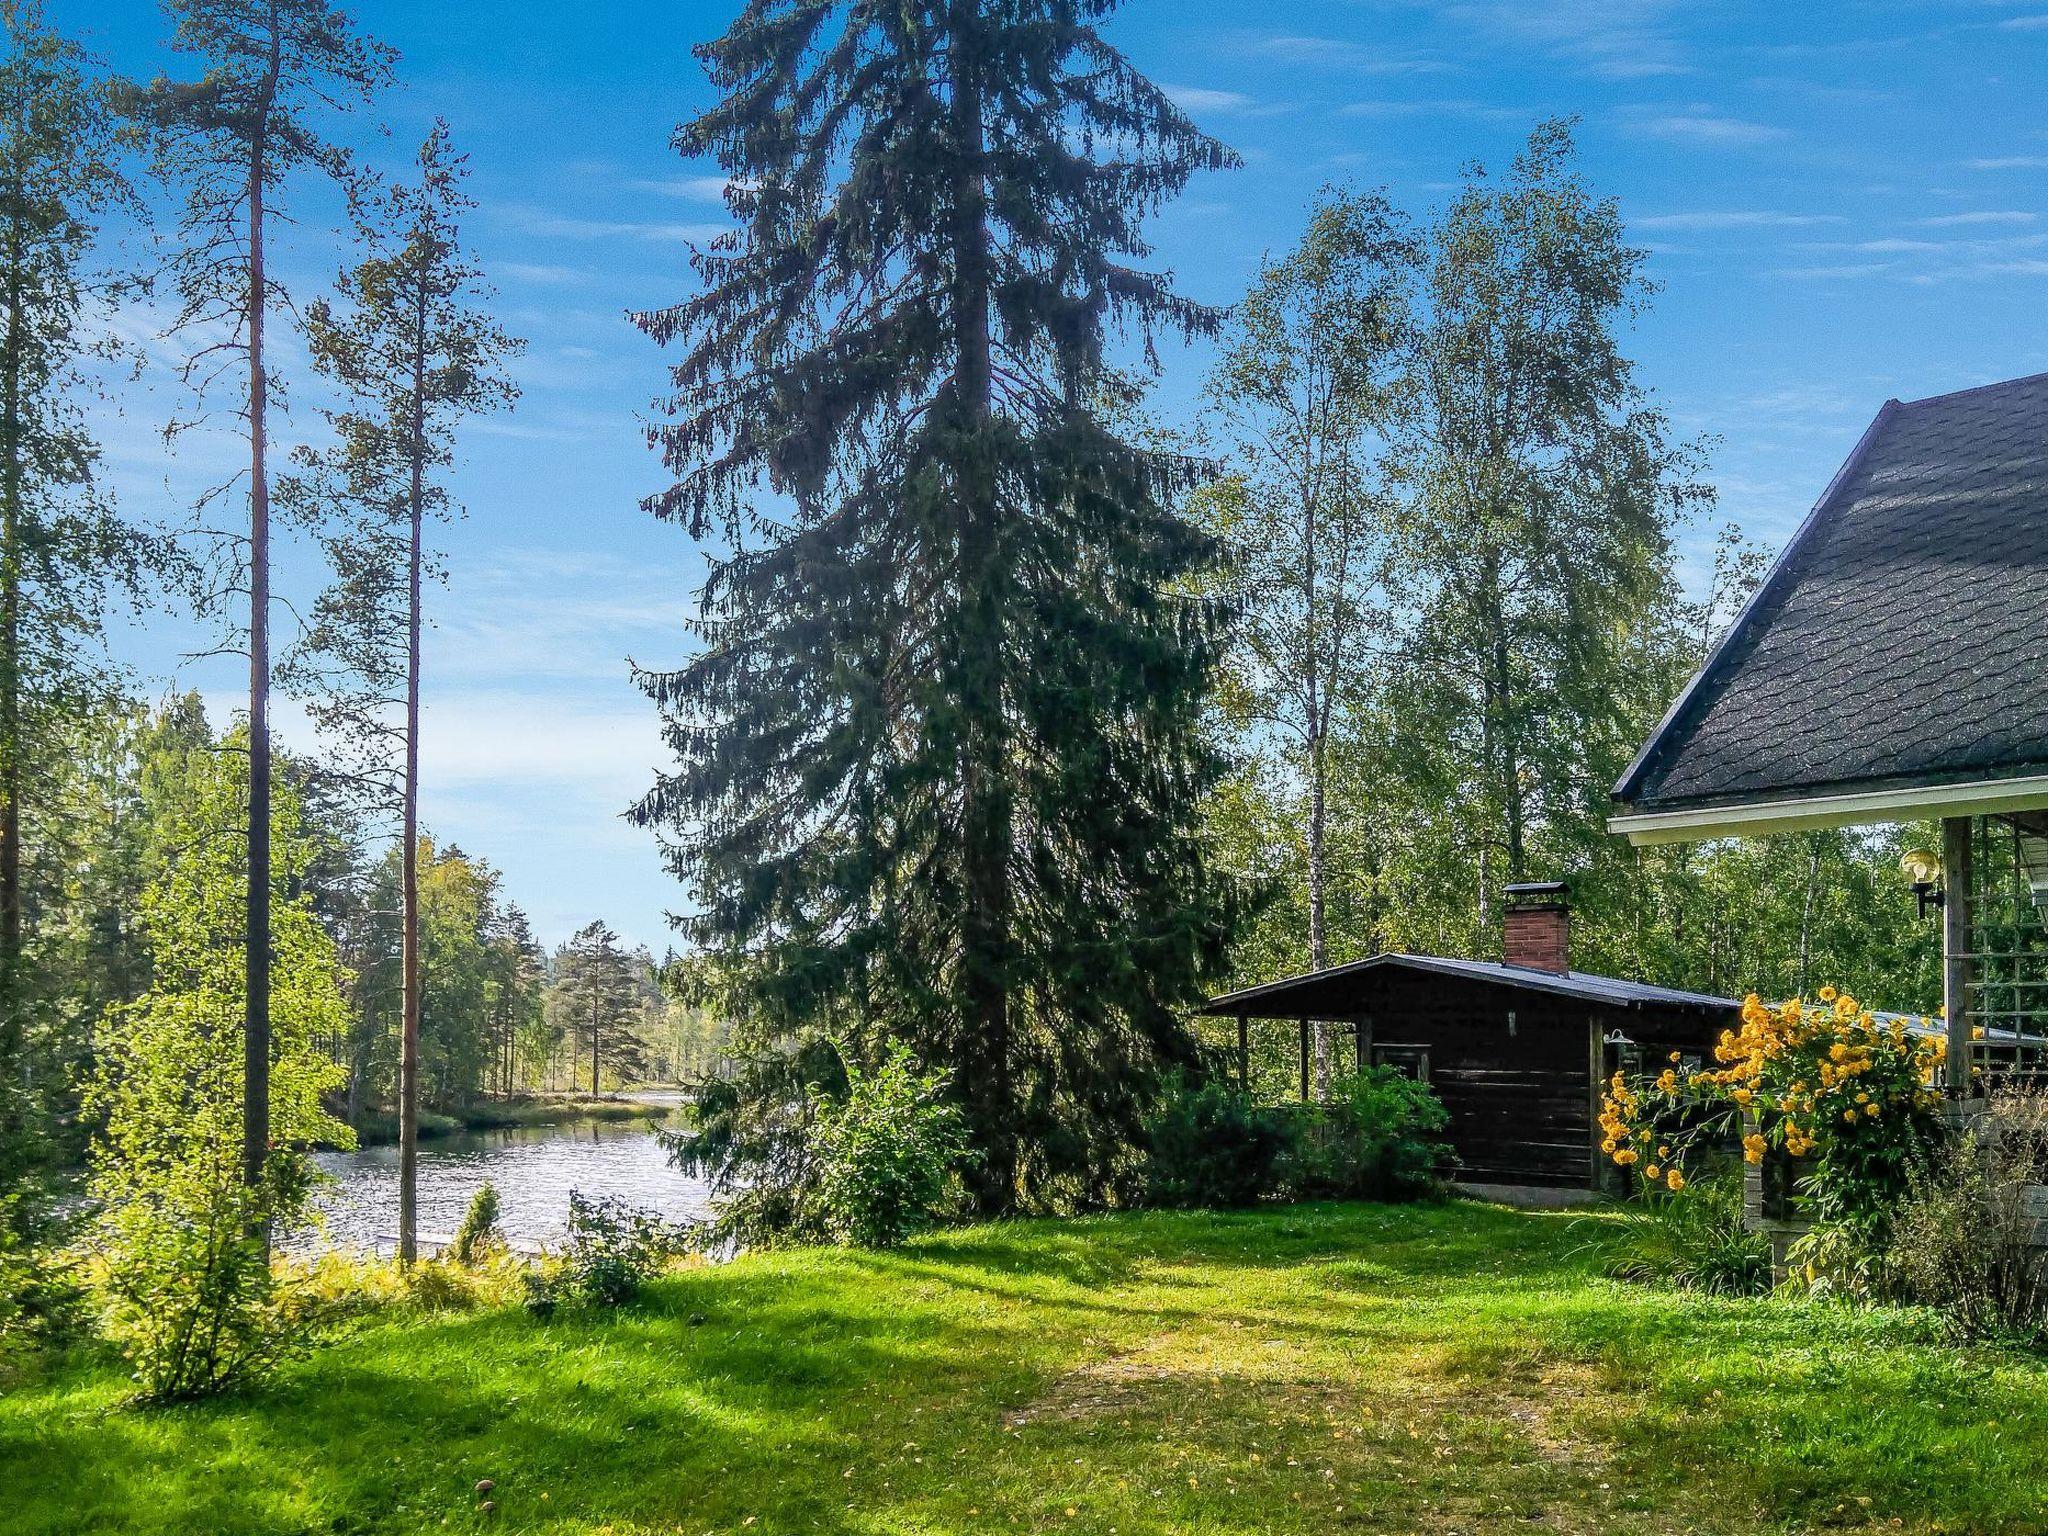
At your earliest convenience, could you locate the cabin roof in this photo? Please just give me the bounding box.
[1197,952,1737,1019]
[1612,371,2048,841]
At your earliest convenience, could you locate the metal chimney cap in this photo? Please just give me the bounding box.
[1504,880,1568,899]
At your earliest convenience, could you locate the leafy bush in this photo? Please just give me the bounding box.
[1886,1084,2048,1346]
[85,740,351,1401]
[450,1182,503,1264]
[811,1043,970,1248]
[524,1193,683,1312]
[1141,1073,1290,1209]
[0,1193,87,1377]
[1598,1168,1770,1297]
[1602,988,1951,1280]
[1283,1067,1452,1202]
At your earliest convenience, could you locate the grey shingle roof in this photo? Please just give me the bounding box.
[1198,952,1737,1017]
[1616,371,2048,813]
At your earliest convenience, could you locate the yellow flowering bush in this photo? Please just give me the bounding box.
[1600,988,1958,1259]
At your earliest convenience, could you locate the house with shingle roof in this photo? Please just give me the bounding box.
[1613,370,2048,1084]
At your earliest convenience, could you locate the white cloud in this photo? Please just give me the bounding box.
[1996,13,2048,28]
[1447,1,1688,78]
[1916,210,2037,226]
[1639,112,1787,146]
[500,204,727,244]
[1249,36,1452,73]
[1969,156,2048,170]
[1161,84,1272,117]
[1633,210,1842,230]
[1338,98,1518,120]
[628,175,740,201]
[499,261,586,285]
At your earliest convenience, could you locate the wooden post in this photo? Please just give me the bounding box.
[1587,1017,1607,1195]
[1298,1018,1310,1102]
[1355,1016,1370,1074]
[1944,815,1974,1097]
[1237,1013,1249,1093]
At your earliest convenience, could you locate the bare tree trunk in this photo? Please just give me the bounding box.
[0,160,25,1055]
[243,126,273,1240]
[590,994,600,1096]
[1796,834,1821,998]
[397,289,427,1266]
[1308,725,1331,1096]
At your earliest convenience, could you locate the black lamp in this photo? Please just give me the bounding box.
[1900,847,1944,921]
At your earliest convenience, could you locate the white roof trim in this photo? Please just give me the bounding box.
[1610,773,2048,846]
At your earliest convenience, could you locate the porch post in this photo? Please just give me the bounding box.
[1298,1017,1310,1102]
[1237,1013,1249,1093]
[1943,816,1975,1096]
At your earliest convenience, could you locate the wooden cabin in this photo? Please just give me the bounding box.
[1199,884,1737,1192]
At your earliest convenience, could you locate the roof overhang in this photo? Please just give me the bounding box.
[1611,771,2048,846]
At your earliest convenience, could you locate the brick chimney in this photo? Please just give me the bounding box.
[1503,881,1570,974]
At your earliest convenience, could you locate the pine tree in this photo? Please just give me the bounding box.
[635,0,1242,1214]
[124,0,389,1221]
[549,920,643,1095]
[283,120,517,1263]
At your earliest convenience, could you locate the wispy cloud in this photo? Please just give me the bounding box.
[1446,1,1688,78]
[1969,156,2048,170]
[1916,210,2037,227]
[1161,84,1287,118]
[1248,35,1452,73]
[501,205,726,243]
[1996,13,2048,29]
[1338,98,1519,120]
[1639,112,1787,146]
[499,261,587,285]
[628,175,737,201]
[1634,210,1842,230]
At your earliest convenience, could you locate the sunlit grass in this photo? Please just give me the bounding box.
[5,1200,2046,1533]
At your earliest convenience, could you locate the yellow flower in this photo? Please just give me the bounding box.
[1742,1133,1767,1165]
[1818,986,1838,1003]
[1614,1148,1638,1166]
[1665,1168,1685,1193]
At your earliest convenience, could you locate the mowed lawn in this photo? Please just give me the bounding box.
[6,1201,2048,1535]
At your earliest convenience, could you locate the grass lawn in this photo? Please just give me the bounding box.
[5,1199,2047,1535]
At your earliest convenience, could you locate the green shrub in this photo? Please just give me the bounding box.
[450,1182,502,1264]
[1886,1084,2048,1346]
[526,1193,682,1310]
[811,1043,970,1248]
[1141,1073,1290,1209]
[1283,1067,1451,1202]
[1598,1168,1770,1297]
[0,1193,87,1378]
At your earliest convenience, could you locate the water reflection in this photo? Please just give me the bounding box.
[305,1116,716,1255]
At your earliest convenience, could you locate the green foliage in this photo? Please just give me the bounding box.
[633,0,1243,1216]
[449,1182,501,1266]
[1887,1085,2048,1347]
[1282,1067,1451,1202]
[547,920,649,1094]
[1597,1170,1770,1298]
[85,730,352,1401]
[1141,1073,1291,1210]
[664,1034,848,1250]
[810,1045,970,1249]
[0,1191,85,1377]
[527,1193,681,1310]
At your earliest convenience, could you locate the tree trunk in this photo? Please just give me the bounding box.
[1307,725,1331,1096]
[590,994,600,1096]
[0,159,25,1072]
[243,127,273,1232]
[397,286,427,1266]
[948,4,1014,1216]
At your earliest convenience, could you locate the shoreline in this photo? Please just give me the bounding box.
[332,1095,676,1149]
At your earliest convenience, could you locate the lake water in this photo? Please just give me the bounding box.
[306,1115,719,1255]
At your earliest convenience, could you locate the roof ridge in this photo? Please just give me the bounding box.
[1611,395,1900,804]
[1897,368,2048,409]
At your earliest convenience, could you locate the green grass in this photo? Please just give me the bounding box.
[5,1200,2047,1534]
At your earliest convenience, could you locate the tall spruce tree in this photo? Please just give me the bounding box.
[125,0,389,1215]
[548,920,643,1095]
[634,0,1241,1212]
[284,121,517,1264]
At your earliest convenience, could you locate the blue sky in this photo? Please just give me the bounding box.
[68,0,2048,952]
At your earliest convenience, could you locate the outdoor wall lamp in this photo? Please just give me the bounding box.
[1900,848,1944,921]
